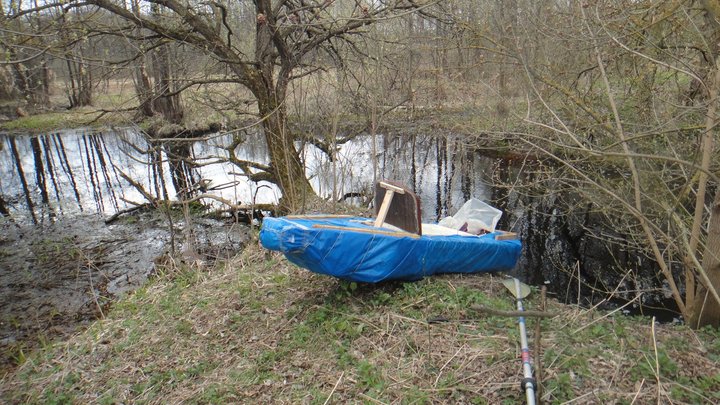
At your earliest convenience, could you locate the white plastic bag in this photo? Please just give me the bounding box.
[438,198,502,234]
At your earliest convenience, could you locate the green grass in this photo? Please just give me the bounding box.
[1,244,719,404]
[1,108,134,132]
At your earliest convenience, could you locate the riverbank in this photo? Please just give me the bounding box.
[0,210,251,376]
[1,241,719,404]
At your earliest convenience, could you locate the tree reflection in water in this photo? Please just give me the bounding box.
[0,129,486,223]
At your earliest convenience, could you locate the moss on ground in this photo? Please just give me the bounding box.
[0,106,137,132]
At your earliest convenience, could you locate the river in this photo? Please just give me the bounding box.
[0,128,488,222]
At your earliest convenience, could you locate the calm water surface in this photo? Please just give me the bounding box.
[0,128,489,222]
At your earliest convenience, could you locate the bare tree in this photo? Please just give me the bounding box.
[59,8,93,108]
[466,0,720,327]
[0,1,53,107]
[52,0,433,211]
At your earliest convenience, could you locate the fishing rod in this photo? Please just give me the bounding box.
[502,277,537,405]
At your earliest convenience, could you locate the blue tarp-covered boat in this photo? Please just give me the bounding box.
[259,216,522,283]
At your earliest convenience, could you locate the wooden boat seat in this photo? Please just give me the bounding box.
[374,180,422,235]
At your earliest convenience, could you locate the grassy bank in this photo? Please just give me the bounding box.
[0,107,134,132]
[1,241,719,404]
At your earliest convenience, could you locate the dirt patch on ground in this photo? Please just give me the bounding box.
[0,212,250,374]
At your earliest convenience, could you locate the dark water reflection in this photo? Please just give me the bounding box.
[0,129,271,223]
[0,128,489,223]
[1,129,156,223]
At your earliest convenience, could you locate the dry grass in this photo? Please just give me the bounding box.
[1,242,719,404]
[1,77,228,132]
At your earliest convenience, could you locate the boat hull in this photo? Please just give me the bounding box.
[259,216,522,283]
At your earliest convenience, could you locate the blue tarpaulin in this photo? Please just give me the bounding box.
[260,216,522,283]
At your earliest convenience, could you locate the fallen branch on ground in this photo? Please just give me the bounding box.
[470,304,557,318]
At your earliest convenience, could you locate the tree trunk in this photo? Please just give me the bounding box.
[134,60,154,118]
[151,42,183,124]
[253,1,315,212]
[691,189,720,327]
[687,0,720,328]
[166,142,197,199]
[11,62,32,102]
[259,97,314,212]
[66,53,93,108]
[130,3,184,124]
[128,0,154,118]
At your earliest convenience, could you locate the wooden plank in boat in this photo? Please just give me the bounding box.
[374,180,422,235]
[286,214,354,219]
[312,224,421,239]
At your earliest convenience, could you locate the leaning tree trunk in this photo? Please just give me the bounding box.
[691,189,720,328]
[258,96,315,212]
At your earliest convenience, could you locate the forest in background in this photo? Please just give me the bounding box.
[1,1,719,328]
